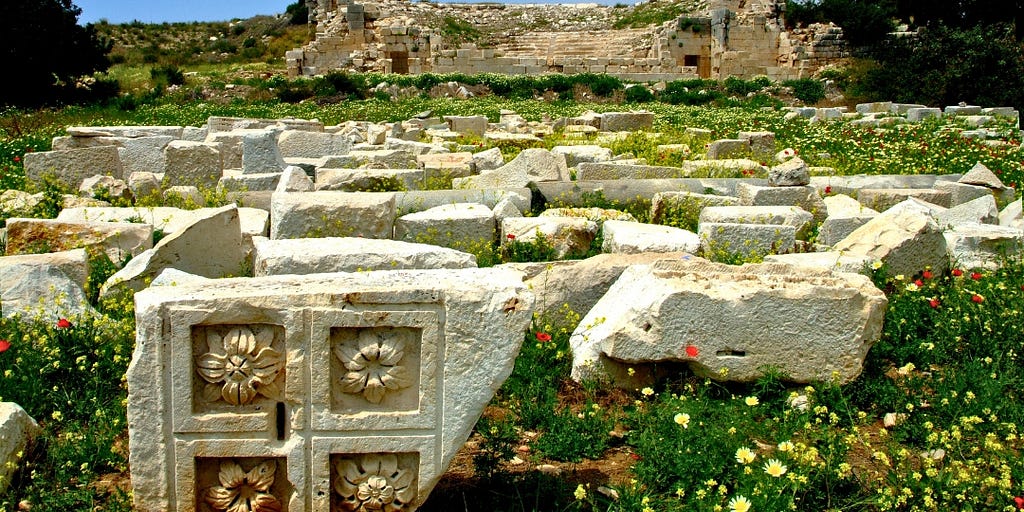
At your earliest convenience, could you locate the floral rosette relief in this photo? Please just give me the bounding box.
[334,328,414,404]
[203,459,282,512]
[334,454,416,511]
[195,325,285,406]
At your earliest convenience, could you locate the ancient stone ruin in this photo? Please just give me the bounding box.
[2,103,1022,510]
[288,0,847,81]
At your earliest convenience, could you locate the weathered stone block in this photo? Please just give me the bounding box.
[277,130,353,158]
[253,237,477,276]
[0,402,40,496]
[700,205,813,239]
[4,218,151,265]
[23,146,124,188]
[163,141,223,189]
[944,224,1024,270]
[698,222,797,258]
[127,267,533,512]
[736,182,827,223]
[270,191,396,240]
[706,139,750,160]
[599,111,654,132]
[394,203,496,250]
[445,115,488,137]
[858,188,951,211]
[602,220,700,254]
[551,145,613,168]
[833,198,949,277]
[501,217,598,259]
[570,259,887,386]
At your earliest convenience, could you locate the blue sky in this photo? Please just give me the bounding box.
[75,0,293,24]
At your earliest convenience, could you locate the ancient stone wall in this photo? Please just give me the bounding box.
[286,0,847,81]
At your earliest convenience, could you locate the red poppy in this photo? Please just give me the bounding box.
[928,298,940,309]
[1015,496,1024,510]
[56,318,71,329]
[952,269,963,277]
[914,279,923,287]
[13,156,20,163]
[506,233,516,241]
[971,272,982,280]
[685,345,699,358]
[824,185,832,194]
[971,294,984,304]
[535,332,552,342]
[922,270,933,279]
[0,340,10,353]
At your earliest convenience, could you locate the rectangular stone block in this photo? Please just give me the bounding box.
[270,191,396,239]
[23,146,125,188]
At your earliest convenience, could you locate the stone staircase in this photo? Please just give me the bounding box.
[496,28,652,61]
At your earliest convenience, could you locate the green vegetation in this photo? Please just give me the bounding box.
[613,0,699,29]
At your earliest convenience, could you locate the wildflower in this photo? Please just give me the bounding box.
[506,233,516,241]
[894,274,905,281]
[641,387,654,397]
[922,270,933,279]
[574,484,587,500]
[871,260,883,270]
[728,495,752,512]
[56,318,72,329]
[685,344,699,358]
[763,459,787,477]
[952,268,963,277]
[824,185,832,194]
[928,298,940,308]
[972,294,984,304]
[735,447,756,464]
[905,282,919,292]
[745,396,759,407]
[627,367,636,376]
[914,279,923,287]
[13,156,20,163]
[777,441,794,452]
[0,340,9,353]
[535,332,552,342]
[970,271,982,280]
[1014,496,1023,509]
[674,413,691,428]
[675,488,685,498]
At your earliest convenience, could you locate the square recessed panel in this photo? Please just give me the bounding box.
[310,308,441,432]
[310,436,436,512]
[175,439,305,512]
[170,307,304,434]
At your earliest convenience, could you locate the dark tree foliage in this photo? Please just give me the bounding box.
[0,0,112,106]
[895,0,1023,38]
[785,0,896,47]
[285,0,309,25]
[850,23,1024,110]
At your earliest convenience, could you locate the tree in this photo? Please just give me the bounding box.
[0,0,112,106]
[785,0,896,47]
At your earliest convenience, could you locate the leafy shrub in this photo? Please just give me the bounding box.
[783,78,826,104]
[150,64,185,88]
[624,85,655,103]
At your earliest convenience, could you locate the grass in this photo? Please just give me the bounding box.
[2,95,1024,511]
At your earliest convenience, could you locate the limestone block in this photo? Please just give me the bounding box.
[242,131,287,175]
[0,402,40,496]
[505,252,685,319]
[934,194,999,228]
[736,182,827,223]
[394,203,496,250]
[706,139,750,160]
[576,163,688,180]
[906,107,942,122]
[944,224,1024,270]
[418,152,475,183]
[4,217,151,265]
[768,157,810,187]
[316,168,422,192]
[329,149,418,169]
[58,207,268,242]
[683,159,767,176]
[23,146,124,188]
[100,205,246,299]
[270,191,396,240]
[501,217,598,259]
[445,116,488,137]
[219,170,283,192]
[570,260,887,386]
[79,174,132,201]
[253,237,476,276]
[472,147,504,172]
[127,267,533,512]
[818,194,879,246]
[128,172,161,200]
[599,112,654,132]
[276,165,315,193]
[737,131,775,155]
[495,148,568,183]
[0,249,94,320]
[698,222,797,258]
[934,181,995,207]
[650,191,739,225]
[833,198,949,277]
[277,130,353,158]
[551,145,613,168]
[1000,198,1023,229]
[857,188,951,210]
[602,220,699,254]
[959,162,1008,190]
[855,102,892,114]
[539,207,637,223]
[764,252,876,275]
[945,105,982,115]
[163,141,223,189]
[700,206,813,239]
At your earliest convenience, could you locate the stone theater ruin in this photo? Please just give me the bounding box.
[288,0,847,81]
